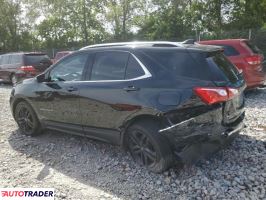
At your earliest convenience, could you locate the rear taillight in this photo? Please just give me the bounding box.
[19,66,36,73]
[244,55,261,65]
[194,87,239,105]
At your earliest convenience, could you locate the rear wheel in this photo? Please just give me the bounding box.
[126,120,174,173]
[14,101,42,136]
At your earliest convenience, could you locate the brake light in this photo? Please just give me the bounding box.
[194,87,239,105]
[244,55,261,65]
[19,66,36,72]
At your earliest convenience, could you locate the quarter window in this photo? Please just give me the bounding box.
[49,53,88,82]
[90,52,129,80]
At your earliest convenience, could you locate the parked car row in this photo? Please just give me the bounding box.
[10,41,248,172]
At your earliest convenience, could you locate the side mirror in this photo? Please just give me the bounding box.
[36,73,47,83]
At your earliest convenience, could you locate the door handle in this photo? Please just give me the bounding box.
[123,86,139,92]
[67,86,78,92]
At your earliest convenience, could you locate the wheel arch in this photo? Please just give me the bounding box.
[120,114,166,148]
[12,97,35,117]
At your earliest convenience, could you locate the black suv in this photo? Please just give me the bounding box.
[0,52,52,85]
[10,42,245,172]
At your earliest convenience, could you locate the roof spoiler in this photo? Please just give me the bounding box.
[181,39,196,44]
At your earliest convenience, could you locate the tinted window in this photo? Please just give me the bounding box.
[212,45,239,56]
[2,55,10,65]
[25,54,51,65]
[10,55,22,64]
[206,52,239,83]
[49,53,88,82]
[125,55,145,79]
[143,50,212,80]
[90,52,129,80]
[244,41,261,54]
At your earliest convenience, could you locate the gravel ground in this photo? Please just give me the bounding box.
[0,84,265,200]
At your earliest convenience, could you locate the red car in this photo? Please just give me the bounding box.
[198,39,266,89]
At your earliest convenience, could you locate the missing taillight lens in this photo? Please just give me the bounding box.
[244,56,261,65]
[194,87,239,105]
[19,66,36,72]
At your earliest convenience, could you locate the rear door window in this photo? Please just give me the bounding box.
[90,51,129,80]
[10,55,22,64]
[25,54,51,65]
[125,55,145,79]
[2,55,10,65]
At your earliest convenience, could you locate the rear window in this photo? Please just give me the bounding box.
[25,54,51,65]
[211,44,239,56]
[143,49,240,83]
[205,52,239,83]
[244,41,261,54]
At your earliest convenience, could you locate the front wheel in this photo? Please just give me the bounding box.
[14,101,42,136]
[126,120,174,173]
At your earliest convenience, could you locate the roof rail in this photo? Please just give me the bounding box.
[80,41,183,50]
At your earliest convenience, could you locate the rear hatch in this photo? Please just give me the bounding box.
[203,51,245,124]
[142,47,245,125]
[24,54,52,73]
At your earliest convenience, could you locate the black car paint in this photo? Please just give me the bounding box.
[10,45,245,164]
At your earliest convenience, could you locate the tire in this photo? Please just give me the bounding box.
[14,101,42,136]
[126,120,174,173]
[11,74,17,86]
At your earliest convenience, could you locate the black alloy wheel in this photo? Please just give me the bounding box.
[14,101,41,136]
[126,120,174,173]
[128,129,158,167]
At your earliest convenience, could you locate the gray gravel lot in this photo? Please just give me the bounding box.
[0,85,265,200]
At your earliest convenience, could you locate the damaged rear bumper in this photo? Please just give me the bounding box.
[159,107,245,164]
